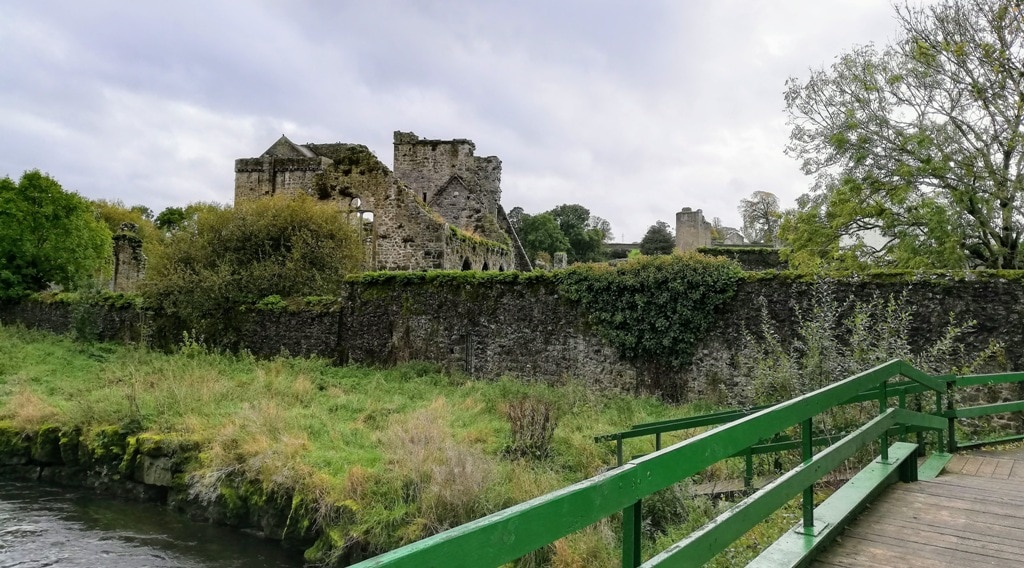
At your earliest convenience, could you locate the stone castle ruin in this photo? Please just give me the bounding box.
[675,207,712,251]
[234,131,531,272]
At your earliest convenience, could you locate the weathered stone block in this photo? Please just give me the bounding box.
[135,455,174,487]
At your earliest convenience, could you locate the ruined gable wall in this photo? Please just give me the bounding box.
[234,157,329,201]
[392,132,503,240]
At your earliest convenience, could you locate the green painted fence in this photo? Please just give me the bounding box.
[350,360,1024,567]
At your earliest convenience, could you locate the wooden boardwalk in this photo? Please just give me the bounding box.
[811,449,1024,567]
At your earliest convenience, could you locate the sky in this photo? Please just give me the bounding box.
[0,1,907,242]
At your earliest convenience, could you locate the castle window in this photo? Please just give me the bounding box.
[481,262,490,271]
[461,257,472,271]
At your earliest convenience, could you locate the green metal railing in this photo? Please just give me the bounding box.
[350,361,1024,568]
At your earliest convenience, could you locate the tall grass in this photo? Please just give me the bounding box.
[0,323,697,564]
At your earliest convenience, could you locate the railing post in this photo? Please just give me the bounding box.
[879,379,890,462]
[946,380,957,453]
[622,500,642,568]
[801,418,814,532]
[935,389,945,453]
[898,389,907,442]
[655,432,662,452]
[616,436,624,467]
[744,449,754,492]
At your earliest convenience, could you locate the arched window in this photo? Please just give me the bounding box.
[481,262,490,271]
[461,257,472,271]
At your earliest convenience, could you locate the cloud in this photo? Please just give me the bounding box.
[0,0,908,241]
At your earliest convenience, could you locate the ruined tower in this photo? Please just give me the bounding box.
[675,207,712,251]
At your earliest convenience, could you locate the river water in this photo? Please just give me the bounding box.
[0,480,304,568]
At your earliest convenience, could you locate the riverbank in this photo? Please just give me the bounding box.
[1,324,724,565]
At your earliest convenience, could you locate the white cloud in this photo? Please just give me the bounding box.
[0,0,912,241]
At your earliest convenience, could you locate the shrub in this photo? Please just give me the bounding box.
[503,396,559,460]
[141,195,363,346]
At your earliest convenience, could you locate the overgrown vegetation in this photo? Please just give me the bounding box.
[557,253,743,376]
[141,195,363,346]
[0,324,709,564]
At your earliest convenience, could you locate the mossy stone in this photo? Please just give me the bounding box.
[31,425,63,464]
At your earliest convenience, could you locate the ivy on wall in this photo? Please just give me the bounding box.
[555,253,743,371]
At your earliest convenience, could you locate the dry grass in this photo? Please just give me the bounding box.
[2,388,64,430]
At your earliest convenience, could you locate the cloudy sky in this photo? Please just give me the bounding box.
[1,1,906,242]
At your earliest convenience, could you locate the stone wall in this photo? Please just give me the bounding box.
[234,156,330,201]
[340,276,639,391]
[8,273,1024,402]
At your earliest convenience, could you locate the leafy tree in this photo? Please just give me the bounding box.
[506,206,525,234]
[639,221,676,255]
[142,195,363,345]
[548,204,611,263]
[154,206,188,232]
[519,213,569,262]
[130,205,154,220]
[92,199,164,256]
[784,0,1024,269]
[739,191,781,244]
[0,171,111,299]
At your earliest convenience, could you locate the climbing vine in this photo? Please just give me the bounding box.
[555,253,743,371]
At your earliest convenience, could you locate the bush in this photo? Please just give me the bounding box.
[141,195,363,346]
[503,396,559,460]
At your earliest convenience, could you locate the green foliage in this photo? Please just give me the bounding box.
[639,221,675,256]
[0,171,112,300]
[92,198,165,258]
[141,194,363,346]
[557,253,743,373]
[519,212,569,262]
[739,281,1006,406]
[514,203,611,265]
[548,203,611,263]
[785,0,1024,268]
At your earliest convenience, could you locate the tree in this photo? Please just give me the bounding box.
[639,221,676,255]
[142,195,363,345]
[739,191,781,244]
[92,199,165,257]
[784,0,1024,269]
[548,204,611,263]
[506,206,525,234]
[0,171,111,299]
[519,213,569,262]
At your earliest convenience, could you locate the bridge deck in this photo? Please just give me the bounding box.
[811,449,1024,567]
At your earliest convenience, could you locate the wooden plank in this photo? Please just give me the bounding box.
[945,454,968,473]
[811,471,1024,567]
[1009,459,1024,480]
[960,455,984,476]
[993,458,1014,479]
[975,457,998,477]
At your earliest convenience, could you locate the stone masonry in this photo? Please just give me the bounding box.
[675,207,712,251]
[235,132,531,272]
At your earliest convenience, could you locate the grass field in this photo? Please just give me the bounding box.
[0,323,809,566]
